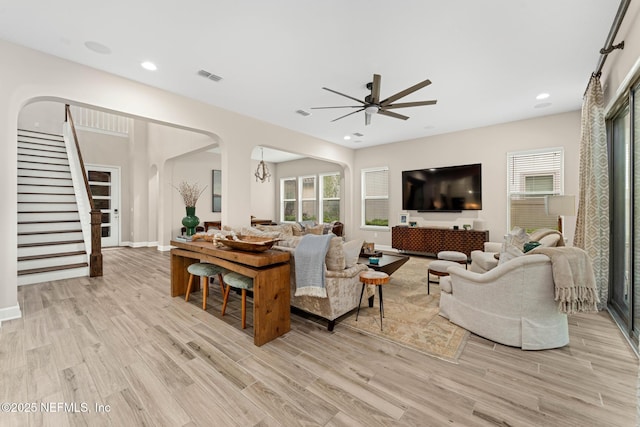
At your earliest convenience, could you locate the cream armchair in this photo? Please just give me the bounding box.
[439,254,569,350]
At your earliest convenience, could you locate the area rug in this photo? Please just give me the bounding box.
[339,255,469,363]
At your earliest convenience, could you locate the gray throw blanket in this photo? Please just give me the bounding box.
[530,246,599,314]
[294,234,333,298]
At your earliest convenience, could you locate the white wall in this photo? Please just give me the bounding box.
[250,159,277,221]
[352,110,582,248]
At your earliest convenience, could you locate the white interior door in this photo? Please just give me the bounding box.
[87,165,120,247]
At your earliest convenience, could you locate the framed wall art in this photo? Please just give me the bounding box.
[212,169,221,212]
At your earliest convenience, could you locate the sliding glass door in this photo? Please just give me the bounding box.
[608,80,639,346]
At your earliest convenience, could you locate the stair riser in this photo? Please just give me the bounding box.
[18,232,84,245]
[18,147,68,159]
[18,193,77,203]
[18,170,72,180]
[18,184,75,194]
[18,160,70,171]
[18,242,86,257]
[18,141,67,153]
[18,153,69,166]
[17,267,89,286]
[19,212,80,223]
[18,177,73,187]
[19,254,88,271]
[18,222,82,233]
[18,203,78,213]
[18,134,65,145]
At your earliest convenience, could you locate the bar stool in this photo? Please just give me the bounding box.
[356,270,390,330]
[185,263,227,310]
[221,272,253,329]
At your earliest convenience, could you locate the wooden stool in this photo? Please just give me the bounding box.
[356,270,390,330]
[185,263,227,310]
[222,272,253,329]
[427,260,464,294]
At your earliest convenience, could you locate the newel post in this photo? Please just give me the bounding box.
[90,208,103,277]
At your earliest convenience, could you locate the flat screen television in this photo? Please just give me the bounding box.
[402,163,482,212]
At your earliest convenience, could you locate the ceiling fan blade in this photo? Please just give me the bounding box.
[384,100,438,109]
[370,74,381,104]
[322,87,366,105]
[331,108,365,122]
[380,79,432,107]
[365,112,371,126]
[310,105,363,109]
[377,110,409,120]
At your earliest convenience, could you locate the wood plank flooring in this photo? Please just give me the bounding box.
[0,247,637,426]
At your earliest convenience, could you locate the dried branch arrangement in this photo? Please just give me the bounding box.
[174,181,207,207]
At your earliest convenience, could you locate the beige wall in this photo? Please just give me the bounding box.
[353,110,582,248]
[601,0,640,109]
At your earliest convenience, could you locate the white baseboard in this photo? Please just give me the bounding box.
[157,245,173,252]
[121,241,159,248]
[0,304,22,326]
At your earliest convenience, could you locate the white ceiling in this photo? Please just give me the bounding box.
[0,1,620,150]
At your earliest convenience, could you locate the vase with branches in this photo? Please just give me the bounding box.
[175,181,206,236]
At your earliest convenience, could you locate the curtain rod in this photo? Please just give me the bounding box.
[589,0,630,81]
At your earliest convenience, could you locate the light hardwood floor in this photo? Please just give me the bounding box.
[0,247,637,426]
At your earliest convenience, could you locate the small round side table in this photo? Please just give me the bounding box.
[356,270,390,330]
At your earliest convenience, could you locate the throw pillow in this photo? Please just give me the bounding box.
[498,227,530,265]
[256,224,293,236]
[305,224,324,235]
[325,236,346,271]
[343,239,364,268]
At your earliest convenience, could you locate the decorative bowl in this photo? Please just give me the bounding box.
[216,235,279,252]
[369,256,380,265]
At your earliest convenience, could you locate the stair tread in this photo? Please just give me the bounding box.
[19,210,78,214]
[18,201,77,204]
[18,129,64,139]
[18,263,89,276]
[18,192,75,195]
[18,220,80,224]
[18,240,84,248]
[18,229,82,236]
[18,251,87,262]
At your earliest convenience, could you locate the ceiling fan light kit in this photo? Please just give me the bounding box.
[312,74,437,126]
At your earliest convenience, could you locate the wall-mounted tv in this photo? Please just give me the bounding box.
[402,163,482,212]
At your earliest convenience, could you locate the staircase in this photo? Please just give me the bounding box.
[17,129,89,285]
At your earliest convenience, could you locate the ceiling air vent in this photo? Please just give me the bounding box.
[197,69,222,82]
[295,109,311,117]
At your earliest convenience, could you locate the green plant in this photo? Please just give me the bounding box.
[366,218,388,226]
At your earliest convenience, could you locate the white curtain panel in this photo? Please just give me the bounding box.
[573,74,609,310]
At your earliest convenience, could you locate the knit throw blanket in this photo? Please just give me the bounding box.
[530,246,599,314]
[294,234,333,298]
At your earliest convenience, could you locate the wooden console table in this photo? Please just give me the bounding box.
[391,226,489,258]
[170,240,290,346]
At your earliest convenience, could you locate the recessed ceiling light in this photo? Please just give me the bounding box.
[84,41,111,54]
[141,61,157,71]
[343,135,351,140]
[536,93,550,100]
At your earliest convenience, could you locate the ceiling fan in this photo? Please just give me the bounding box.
[312,74,437,126]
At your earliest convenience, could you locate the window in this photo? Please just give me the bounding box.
[507,148,563,232]
[280,178,297,222]
[362,167,389,227]
[299,176,317,221]
[320,173,341,223]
